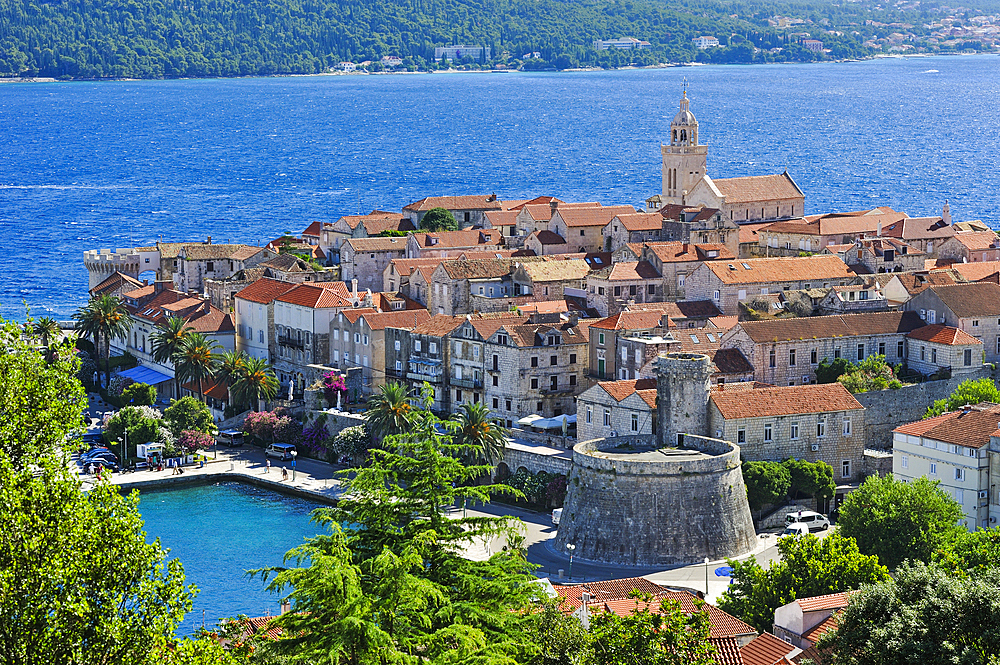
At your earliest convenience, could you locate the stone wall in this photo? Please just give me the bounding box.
[501,443,573,477]
[555,435,757,565]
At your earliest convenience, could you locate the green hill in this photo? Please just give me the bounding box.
[0,0,993,78]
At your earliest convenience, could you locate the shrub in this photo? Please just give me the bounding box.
[300,421,329,457]
[178,429,214,453]
[322,371,347,408]
[329,425,370,464]
[121,382,156,406]
[164,396,215,436]
[243,410,281,442]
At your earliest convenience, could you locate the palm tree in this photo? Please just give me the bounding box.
[172,332,221,403]
[231,356,280,412]
[216,349,249,408]
[453,402,508,465]
[150,316,191,400]
[366,381,418,442]
[73,294,131,388]
[33,317,61,347]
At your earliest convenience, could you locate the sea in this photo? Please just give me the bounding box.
[1,55,999,322]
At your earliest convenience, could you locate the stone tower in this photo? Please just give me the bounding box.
[661,89,708,206]
[656,352,713,447]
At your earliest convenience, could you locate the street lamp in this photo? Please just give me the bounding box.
[566,543,576,580]
[704,557,710,598]
[290,449,297,481]
[119,427,127,472]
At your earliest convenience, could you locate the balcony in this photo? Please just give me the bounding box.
[278,335,304,349]
[451,377,482,389]
[407,371,442,383]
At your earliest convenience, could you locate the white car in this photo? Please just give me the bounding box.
[265,443,297,460]
[781,523,810,539]
[785,510,831,532]
[551,508,563,526]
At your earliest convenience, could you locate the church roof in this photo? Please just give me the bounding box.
[713,172,804,204]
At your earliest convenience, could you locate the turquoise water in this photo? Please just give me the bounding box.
[136,481,326,634]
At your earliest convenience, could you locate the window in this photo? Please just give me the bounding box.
[531,356,538,368]
[569,374,576,386]
[647,284,655,295]
[932,348,937,364]
[930,462,937,475]
[764,424,773,442]
[629,285,637,296]
[919,308,926,320]
[493,397,499,409]
[550,355,558,366]
[429,342,437,353]
[259,330,263,343]
[473,345,479,358]
[206,261,214,272]
[395,360,402,371]
[598,333,605,346]
[415,340,421,352]
[506,400,511,411]
[333,350,340,362]
[621,347,628,361]
[363,335,369,346]
[620,368,629,380]
[631,414,639,431]
[973,320,980,327]
[878,342,885,356]
[362,355,368,367]
[334,329,340,341]
[550,376,558,390]
[834,347,841,359]
[586,406,592,424]
[817,419,826,438]
[455,341,462,355]
[713,290,721,301]
[789,349,796,366]
[769,349,776,368]
[479,286,484,295]
[965,349,973,366]
[569,353,577,364]
[843,418,852,436]
[955,467,966,481]
[898,340,905,357]
[678,274,685,288]
[811,349,817,364]
[394,340,400,351]
[492,375,499,387]
[579,229,585,237]
[900,454,908,469]
[920,346,926,361]
[790,422,799,440]
[928,310,936,324]
[635,349,642,364]
[456,389,463,402]
[857,343,864,361]
[531,378,538,389]
[354,333,361,344]
[603,409,611,426]
[614,286,621,297]
[737,427,746,444]
[842,460,851,478]
[738,289,747,300]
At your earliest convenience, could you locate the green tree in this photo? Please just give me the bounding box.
[419,207,458,232]
[150,316,192,400]
[0,318,86,468]
[215,349,249,406]
[815,357,853,384]
[837,475,965,569]
[934,527,1000,577]
[74,294,132,388]
[924,377,1000,418]
[717,533,889,633]
[743,460,791,514]
[0,457,194,664]
[818,561,1000,665]
[164,396,216,437]
[366,381,418,441]
[453,401,508,465]
[525,598,592,665]
[172,332,221,403]
[231,356,280,412]
[590,594,716,665]
[252,398,536,663]
[329,424,370,466]
[32,316,61,347]
[121,382,157,406]
[783,459,836,505]
[104,405,164,457]
[837,354,898,393]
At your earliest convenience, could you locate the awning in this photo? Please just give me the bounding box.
[516,414,544,426]
[118,365,173,386]
[530,415,577,430]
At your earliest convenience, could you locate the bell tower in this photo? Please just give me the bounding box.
[661,83,708,206]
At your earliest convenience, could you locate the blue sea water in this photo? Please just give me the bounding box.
[1,55,999,321]
[135,481,326,634]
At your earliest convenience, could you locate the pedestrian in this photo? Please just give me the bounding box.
[282,466,288,481]
[266,459,271,474]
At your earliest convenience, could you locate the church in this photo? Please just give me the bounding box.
[647,88,806,224]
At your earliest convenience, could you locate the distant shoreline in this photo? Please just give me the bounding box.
[1,51,995,84]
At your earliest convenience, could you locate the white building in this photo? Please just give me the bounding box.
[893,402,998,531]
[434,45,492,62]
[593,37,652,50]
[233,278,295,362]
[692,36,720,49]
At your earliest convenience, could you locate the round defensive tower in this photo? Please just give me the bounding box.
[555,352,756,566]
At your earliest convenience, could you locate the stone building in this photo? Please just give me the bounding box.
[383,258,444,304]
[172,243,274,295]
[936,230,1000,264]
[89,271,144,299]
[823,237,925,274]
[334,308,431,396]
[584,261,665,318]
[525,230,571,256]
[233,278,296,362]
[880,212,956,255]
[657,206,740,259]
[340,237,408,293]
[512,259,591,302]
[756,209,906,256]
[549,205,636,254]
[576,378,657,442]
[904,324,984,377]
[404,229,504,259]
[384,314,465,413]
[320,210,415,260]
[683,255,855,316]
[816,281,889,315]
[721,311,925,386]
[904,282,1000,364]
[639,242,734,300]
[402,195,506,229]
[514,201,601,237]
[587,310,671,381]
[601,212,667,250]
[428,258,514,315]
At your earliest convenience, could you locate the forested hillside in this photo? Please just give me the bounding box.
[0,0,995,78]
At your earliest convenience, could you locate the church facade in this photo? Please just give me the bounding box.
[652,90,806,225]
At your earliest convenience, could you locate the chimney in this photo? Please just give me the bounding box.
[550,201,559,214]
[581,592,591,604]
[154,279,170,294]
[568,313,579,327]
[205,236,212,244]
[352,278,358,300]
[877,219,882,237]
[280,600,291,614]
[943,200,952,226]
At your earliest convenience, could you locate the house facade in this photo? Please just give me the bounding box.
[904,282,1000,364]
[233,278,296,362]
[576,378,658,442]
[334,309,431,396]
[172,243,274,295]
[340,237,408,292]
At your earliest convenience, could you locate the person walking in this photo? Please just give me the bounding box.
[266,459,271,474]
[282,466,288,481]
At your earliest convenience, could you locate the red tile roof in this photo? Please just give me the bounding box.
[739,222,774,245]
[952,230,1000,251]
[947,260,1000,282]
[893,403,1000,448]
[440,258,513,280]
[361,216,416,236]
[795,591,852,613]
[410,314,465,337]
[302,221,322,238]
[711,383,863,420]
[275,283,352,309]
[555,205,637,228]
[925,282,1000,318]
[881,216,955,241]
[606,261,662,281]
[359,309,431,331]
[801,615,839,644]
[590,310,667,331]
[521,201,601,222]
[737,311,925,344]
[741,632,798,665]
[484,209,520,228]
[345,236,409,253]
[614,212,663,232]
[552,577,665,611]
[702,255,853,285]
[182,377,229,402]
[712,173,803,204]
[712,348,754,375]
[403,195,505,212]
[597,378,659,402]
[234,278,296,305]
[906,324,982,346]
[712,636,746,665]
[530,229,568,245]
[468,313,530,340]
[91,271,144,297]
[410,229,503,249]
[644,241,735,263]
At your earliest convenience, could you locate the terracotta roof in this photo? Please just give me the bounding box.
[182,377,229,402]
[586,596,751,637]
[275,283,352,309]
[894,403,1000,448]
[121,284,156,301]
[409,314,465,337]
[555,205,637,228]
[637,389,657,408]
[711,383,863,420]
[645,241,735,263]
[302,221,322,237]
[362,217,416,236]
[182,243,262,261]
[521,202,601,222]
[440,258,513,280]
[801,615,839,644]
[946,261,1000,282]
[503,321,590,348]
[260,253,313,273]
[553,577,664,611]
[952,230,1000,251]
[597,378,659,402]
[738,222,774,245]
[881,216,955,241]
[341,308,377,324]
[483,210,520,228]
[530,230,568,245]
[505,196,561,211]
[906,324,982,346]
[345,236,409,253]
[614,212,663,231]
[360,309,431,331]
[591,310,666,331]
[737,311,925,344]
[631,300,723,320]
[518,300,571,315]
[90,271,144,296]
[712,348,754,375]
[334,210,401,230]
[702,255,853,285]
[388,257,447,277]
[708,315,739,331]
[712,381,775,393]
[926,282,1000,318]
[854,236,924,257]
[712,636,746,665]
[469,314,530,340]
[234,278,296,305]
[712,173,803,204]
[658,204,721,223]
[605,261,662,281]
[741,632,799,665]
[795,591,852,613]
[410,229,503,249]
[369,291,425,311]
[888,270,961,295]
[518,259,591,283]
[403,195,505,212]
[241,615,284,641]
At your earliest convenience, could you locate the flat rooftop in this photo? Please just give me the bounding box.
[589,445,711,463]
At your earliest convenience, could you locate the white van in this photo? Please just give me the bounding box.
[551,508,563,526]
[266,443,297,460]
[781,523,810,539]
[784,510,830,532]
[217,429,244,447]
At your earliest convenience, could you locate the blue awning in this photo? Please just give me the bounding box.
[118,365,173,386]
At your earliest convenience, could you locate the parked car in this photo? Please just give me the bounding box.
[781,523,810,539]
[265,443,297,461]
[217,429,245,447]
[551,508,563,526]
[79,448,114,464]
[784,510,830,532]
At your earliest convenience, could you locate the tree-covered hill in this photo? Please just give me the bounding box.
[0,0,997,78]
